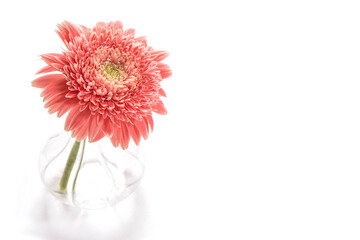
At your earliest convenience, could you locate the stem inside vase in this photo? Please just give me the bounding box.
[59,140,82,192]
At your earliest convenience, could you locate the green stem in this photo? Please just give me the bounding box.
[72,140,86,192]
[59,140,81,192]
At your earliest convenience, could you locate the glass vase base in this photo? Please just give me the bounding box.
[39,132,144,209]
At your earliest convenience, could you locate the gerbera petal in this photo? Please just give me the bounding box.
[96,114,104,128]
[120,122,130,150]
[64,104,82,131]
[73,116,91,141]
[110,127,121,147]
[68,109,91,131]
[159,88,167,97]
[89,129,105,142]
[32,74,66,88]
[146,115,154,132]
[157,63,172,79]
[56,21,83,45]
[65,91,78,98]
[134,118,149,140]
[41,83,68,100]
[152,100,167,115]
[56,99,79,118]
[44,53,67,64]
[88,115,101,142]
[124,28,135,37]
[135,36,147,46]
[152,50,169,62]
[44,92,68,108]
[43,83,69,102]
[36,65,57,74]
[75,126,88,142]
[112,21,123,30]
[100,118,114,138]
[127,122,141,145]
[41,53,68,70]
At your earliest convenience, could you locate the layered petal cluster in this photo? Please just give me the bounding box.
[33,21,171,149]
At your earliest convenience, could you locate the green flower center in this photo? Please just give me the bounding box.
[103,62,126,81]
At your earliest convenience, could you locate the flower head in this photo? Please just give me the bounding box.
[32,21,171,149]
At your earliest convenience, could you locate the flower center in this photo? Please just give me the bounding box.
[102,62,127,82]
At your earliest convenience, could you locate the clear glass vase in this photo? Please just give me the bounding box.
[39,132,144,209]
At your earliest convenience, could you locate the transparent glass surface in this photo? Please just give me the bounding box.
[39,132,144,209]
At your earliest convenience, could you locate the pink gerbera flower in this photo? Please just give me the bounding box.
[32,21,171,149]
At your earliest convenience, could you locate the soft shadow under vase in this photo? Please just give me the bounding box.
[39,132,144,209]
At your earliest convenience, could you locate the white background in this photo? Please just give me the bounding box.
[0,0,360,239]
